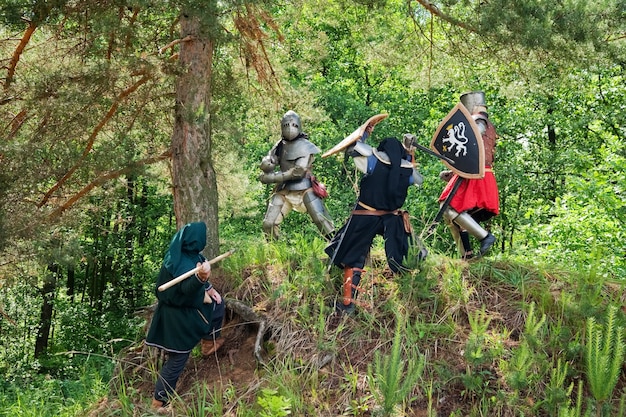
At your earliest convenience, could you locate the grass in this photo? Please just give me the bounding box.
[5,235,626,416]
[0,363,109,417]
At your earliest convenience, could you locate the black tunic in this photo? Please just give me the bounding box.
[326,138,413,273]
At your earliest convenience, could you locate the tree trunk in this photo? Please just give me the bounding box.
[171,11,219,258]
[547,103,558,202]
[35,263,58,358]
[66,266,75,301]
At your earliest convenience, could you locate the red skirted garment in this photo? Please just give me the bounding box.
[438,168,500,217]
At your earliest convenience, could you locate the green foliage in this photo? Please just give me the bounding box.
[0,177,173,385]
[543,358,575,416]
[257,388,292,417]
[503,340,533,391]
[182,382,225,417]
[523,302,547,350]
[507,68,626,278]
[0,359,109,417]
[558,380,594,417]
[465,306,493,367]
[367,310,424,416]
[585,306,625,404]
[2,0,626,415]
[6,231,626,416]
[431,256,473,315]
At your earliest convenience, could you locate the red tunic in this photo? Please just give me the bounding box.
[438,169,500,217]
[439,115,499,219]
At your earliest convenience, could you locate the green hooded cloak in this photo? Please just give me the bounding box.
[145,222,215,353]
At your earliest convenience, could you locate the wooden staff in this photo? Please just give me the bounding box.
[157,249,236,292]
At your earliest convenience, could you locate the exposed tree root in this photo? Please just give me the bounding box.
[224,297,267,365]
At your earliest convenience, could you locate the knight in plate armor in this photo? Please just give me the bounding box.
[439,91,500,259]
[259,110,335,240]
[325,126,426,314]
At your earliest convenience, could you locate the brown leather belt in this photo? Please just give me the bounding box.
[352,202,399,216]
[351,209,399,216]
[351,202,413,234]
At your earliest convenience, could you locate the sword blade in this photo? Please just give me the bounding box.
[414,144,455,164]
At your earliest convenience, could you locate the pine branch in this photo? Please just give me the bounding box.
[158,35,194,56]
[47,150,170,220]
[37,73,151,209]
[4,21,37,91]
[413,0,478,34]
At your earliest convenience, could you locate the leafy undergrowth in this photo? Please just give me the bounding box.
[86,238,626,417]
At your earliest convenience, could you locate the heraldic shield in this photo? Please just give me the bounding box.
[430,103,485,179]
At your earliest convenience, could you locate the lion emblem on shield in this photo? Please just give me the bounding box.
[442,122,469,157]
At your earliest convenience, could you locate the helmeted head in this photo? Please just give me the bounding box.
[281,110,302,140]
[460,91,487,115]
[402,133,418,153]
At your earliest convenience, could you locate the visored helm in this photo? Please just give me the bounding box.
[402,133,418,153]
[281,110,302,140]
[460,91,487,115]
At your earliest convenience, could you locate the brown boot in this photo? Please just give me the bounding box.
[335,267,364,314]
[201,338,225,357]
[151,399,169,415]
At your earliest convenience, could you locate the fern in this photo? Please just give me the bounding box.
[544,358,574,415]
[558,380,585,417]
[585,305,625,403]
[367,311,424,416]
[523,302,546,350]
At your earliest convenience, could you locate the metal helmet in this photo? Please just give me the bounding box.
[460,91,487,115]
[281,110,302,141]
[402,133,418,153]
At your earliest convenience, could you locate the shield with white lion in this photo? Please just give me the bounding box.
[430,103,485,179]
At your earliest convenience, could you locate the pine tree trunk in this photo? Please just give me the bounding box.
[171,12,219,258]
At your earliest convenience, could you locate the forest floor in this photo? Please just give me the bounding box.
[84,254,553,417]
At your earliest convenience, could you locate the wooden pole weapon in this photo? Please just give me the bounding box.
[157,249,236,292]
